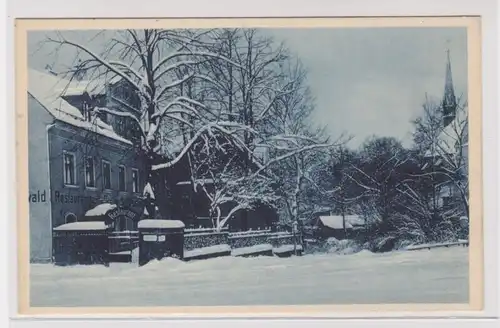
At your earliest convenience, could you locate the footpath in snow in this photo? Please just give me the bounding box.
[30,246,469,307]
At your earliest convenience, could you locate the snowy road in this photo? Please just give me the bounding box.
[30,247,469,307]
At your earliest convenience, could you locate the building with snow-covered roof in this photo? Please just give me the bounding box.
[422,50,469,217]
[28,68,147,263]
[314,214,366,240]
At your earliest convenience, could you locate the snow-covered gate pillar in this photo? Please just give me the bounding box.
[137,219,185,266]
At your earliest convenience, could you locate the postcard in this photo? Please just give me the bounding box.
[15,16,483,316]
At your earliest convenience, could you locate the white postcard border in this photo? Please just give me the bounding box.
[4,0,499,326]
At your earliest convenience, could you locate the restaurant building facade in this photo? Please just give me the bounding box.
[28,68,146,263]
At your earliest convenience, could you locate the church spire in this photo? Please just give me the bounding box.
[442,48,457,127]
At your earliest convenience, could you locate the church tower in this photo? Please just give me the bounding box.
[442,49,457,127]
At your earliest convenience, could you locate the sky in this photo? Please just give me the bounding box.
[266,27,468,147]
[28,27,468,149]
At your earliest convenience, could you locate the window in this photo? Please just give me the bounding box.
[63,151,76,186]
[65,212,77,223]
[102,160,111,190]
[118,165,126,192]
[132,169,139,193]
[85,157,96,188]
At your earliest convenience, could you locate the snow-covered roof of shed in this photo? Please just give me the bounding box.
[138,219,185,229]
[85,203,117,217]
[28,69,132,145]
[318,215,365,229]
[53,221,109,231]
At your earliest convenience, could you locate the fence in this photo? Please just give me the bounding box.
[229,230,274,249]
[184,227,229,233]
[184,230,230,251]
[183,228,303,258]
[405,240,469,251]
[55,226,303,266]
[267,232,301,247]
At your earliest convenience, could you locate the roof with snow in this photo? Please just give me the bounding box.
[58,75,121,97]
[28,69,132,145]
[53,221,109,231]
[137,219,185,229]
[318,215,365,230]
[85,203,117,217]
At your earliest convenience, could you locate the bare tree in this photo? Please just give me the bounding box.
[262,60,348,226]
[343,137,412,226]
[45,29,335,220]
[171,31,339,230]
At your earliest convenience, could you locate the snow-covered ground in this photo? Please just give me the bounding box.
[30,247,468,307]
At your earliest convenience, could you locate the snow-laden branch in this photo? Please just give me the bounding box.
[263,134,322,146]
[151,121,259,170]
[246,143,336,181]
[217,204,249,230]
[153,102,199,121]
[255,88,297,122]
[152,51,245,75]
[349,164,381,187]
[108,61,143,81]
[343,172,380,194]
[154,74,194,102]
[154,60,196,82]
[93,107,146,140]
[163,114,194,128]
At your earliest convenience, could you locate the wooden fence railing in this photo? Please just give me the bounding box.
[405,240,469,251]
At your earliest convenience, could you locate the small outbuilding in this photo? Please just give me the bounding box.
[314,215,365,240]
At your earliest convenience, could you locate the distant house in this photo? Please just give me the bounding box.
[314,215,365,240]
